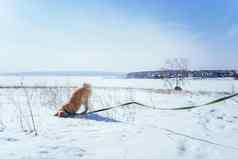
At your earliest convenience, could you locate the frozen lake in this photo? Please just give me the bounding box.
[0,75,237,93]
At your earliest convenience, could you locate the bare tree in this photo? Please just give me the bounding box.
[162,58,189,91]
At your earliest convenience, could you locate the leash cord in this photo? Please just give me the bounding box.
[162,128,238,151]
[87,93,238,114]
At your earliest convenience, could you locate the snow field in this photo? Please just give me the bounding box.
[0,76,238,158]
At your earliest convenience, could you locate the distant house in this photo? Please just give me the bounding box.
[235,72,238,80]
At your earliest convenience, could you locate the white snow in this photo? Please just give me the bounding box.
[0,76,238,159]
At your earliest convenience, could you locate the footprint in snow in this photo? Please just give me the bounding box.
[39,150,49,154]
[1,137,19,142]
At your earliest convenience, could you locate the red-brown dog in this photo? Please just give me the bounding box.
[55,83,92,117]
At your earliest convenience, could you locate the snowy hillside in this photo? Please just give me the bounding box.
[0,76,238,159]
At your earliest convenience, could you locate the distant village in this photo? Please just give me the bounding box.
[127,70,238,79]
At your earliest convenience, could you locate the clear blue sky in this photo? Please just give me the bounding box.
[0,0,238,73]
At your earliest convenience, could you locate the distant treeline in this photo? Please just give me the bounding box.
[127,70,238,79]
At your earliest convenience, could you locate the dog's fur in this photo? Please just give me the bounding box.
[55,83,92,116]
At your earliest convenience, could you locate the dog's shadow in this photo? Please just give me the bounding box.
[68,113,120,123]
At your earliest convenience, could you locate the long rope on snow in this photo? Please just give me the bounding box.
[162,128,238,151]
[87,93,238,114]
[83,94,238,152]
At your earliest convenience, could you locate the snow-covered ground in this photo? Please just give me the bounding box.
[0,76,238,159]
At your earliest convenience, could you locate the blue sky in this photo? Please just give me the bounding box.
[0,0,238,73]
